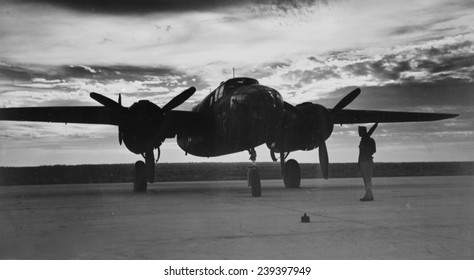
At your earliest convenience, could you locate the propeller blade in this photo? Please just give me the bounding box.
[117,93,123,145]
[162,87,196,112]
[91,92,129,145]
[319,141,329,179]
[118,126,123,145]
[332,88,361,112]
[90,92,125,114]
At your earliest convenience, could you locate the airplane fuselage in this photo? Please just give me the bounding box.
[177,78,285,157]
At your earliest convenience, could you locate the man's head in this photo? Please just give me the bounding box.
[358,126,367,137]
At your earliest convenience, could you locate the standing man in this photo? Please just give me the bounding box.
[358,123,378,201]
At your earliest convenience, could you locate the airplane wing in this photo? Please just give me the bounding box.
[0,106,118,125]
[0,106,211,138]
[331,109,459,125]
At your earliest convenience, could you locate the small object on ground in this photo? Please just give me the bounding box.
[301,213,310,223]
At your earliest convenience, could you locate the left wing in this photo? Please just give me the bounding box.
[0,106,118,125]
[331,109,458,125]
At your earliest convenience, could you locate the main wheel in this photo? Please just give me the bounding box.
[134,160,147,192]
[284,159,301,188]
[248,167,261,197]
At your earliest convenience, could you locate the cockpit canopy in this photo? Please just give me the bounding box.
[224,77,259,90]
[214,77,259,100]
[193,77,260,111]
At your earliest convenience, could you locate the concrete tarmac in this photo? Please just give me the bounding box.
[1,176,473,259]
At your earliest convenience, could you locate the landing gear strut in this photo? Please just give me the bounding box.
[280,152,301,189]
[247,148,261,197]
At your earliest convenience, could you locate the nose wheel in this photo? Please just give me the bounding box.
[247,148,261,197]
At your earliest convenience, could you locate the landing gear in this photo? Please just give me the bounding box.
[133,160,147,192]
[280,152,301,188]
[248,166,261,197]
[247,148,261,197]
[133,148,159,193]
[284,159,301,188]
[145,149,155,183]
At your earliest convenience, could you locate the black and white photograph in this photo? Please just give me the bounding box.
[0,0,473,277]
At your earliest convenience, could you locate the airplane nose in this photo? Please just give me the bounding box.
[252,86,284,120]
[231,85,284,119]
[230,85,284,143]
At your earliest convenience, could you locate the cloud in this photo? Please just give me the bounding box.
[2,28,472,109]
[0,62,34,81]
[390,25,428,36]
[0,63,211,108]
[12,0,330,14]
[351,82,474,111]
[229,32,473,108]
[0,122,106,140]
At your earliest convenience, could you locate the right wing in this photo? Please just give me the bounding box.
[331,109,459,125]
[0,106,212,138]
[0,106,118,125]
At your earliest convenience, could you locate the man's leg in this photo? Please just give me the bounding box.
[366,160,373,199]
[360,161,374,200]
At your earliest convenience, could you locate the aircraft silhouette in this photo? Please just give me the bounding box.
[0,77,458,196]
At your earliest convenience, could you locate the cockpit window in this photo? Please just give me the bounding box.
[227,78,259,86]
[213,78,259,101]
[216,84,224,100]
[224,78,259,95]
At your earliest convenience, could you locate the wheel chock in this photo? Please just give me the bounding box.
[301,213,310,223]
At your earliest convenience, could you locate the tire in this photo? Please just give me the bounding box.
[248,167,261,197]
[134,160,147,192]
[284,159,301,188]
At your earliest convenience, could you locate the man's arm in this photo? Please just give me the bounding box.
[367,122,378,136]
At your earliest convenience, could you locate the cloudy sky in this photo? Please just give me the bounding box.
[0,0,473,166]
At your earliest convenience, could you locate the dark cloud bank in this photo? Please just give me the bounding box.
[15,0,328,14]
[0,63,203,85]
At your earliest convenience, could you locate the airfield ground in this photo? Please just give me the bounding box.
[1,176,473,259]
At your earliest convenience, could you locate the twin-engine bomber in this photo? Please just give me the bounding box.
[0,77,458,196]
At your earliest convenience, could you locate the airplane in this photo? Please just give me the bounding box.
[0,77,458,196]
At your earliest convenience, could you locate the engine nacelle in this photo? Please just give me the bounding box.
[122,100,166,154]
[268,102,334,153]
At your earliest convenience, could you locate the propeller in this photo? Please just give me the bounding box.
[318,87,361,179]
[91,92,129,145]
[90,87,196,146]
